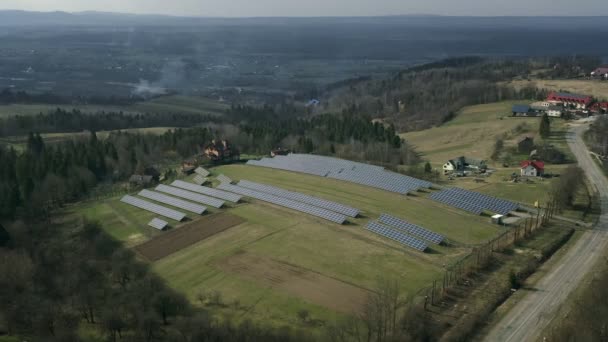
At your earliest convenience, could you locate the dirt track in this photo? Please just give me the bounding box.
[134,213,244,261]
[483,123,608,341]
[217,252,370,314]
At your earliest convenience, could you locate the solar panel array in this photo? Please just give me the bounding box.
[121,195,186,221]
[217,174,232,184]
[217,183,347,224]
[237,179,359,217]
[138,189,207,215]
[429,188,519,215]
[428,190,485,215]
[246,154,432,194]
[366,221,428,251]
[155,184,225,208]
[328,168,432,195]
[194,167,210,177]
[170,180,241,202]
[148,218,168,230]
[193,175,207,185]
[378,214,444,244]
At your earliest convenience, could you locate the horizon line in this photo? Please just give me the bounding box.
[1,9,608,19]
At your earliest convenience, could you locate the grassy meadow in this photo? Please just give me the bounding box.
[65,163,506,331]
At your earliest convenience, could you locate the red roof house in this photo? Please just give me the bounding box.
[520,160,545,177]
[590,102,608,113]
[547,92,593,108]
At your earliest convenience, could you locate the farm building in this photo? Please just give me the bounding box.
[443,156,487,174]
[512,104,537,117]
[546,92,593,109]
[181,160,197,174]
[591,67,608,79]
[204,140,239,162]
[590,102,608,114]
[271,148,290,157]
[520,160,545,177]
[546,106,563,118]
[518,137,535,154]
[530,101,552,110]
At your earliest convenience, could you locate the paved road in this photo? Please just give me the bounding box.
[483,123,608,342]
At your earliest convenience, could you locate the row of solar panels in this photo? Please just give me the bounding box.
[121,195,187,222]
[247,154,383,178]
[217,182,348,224]
[120,180,244,224]
[378,214,444,245]
[237,179,360,217]
[217,174,233,184]
[366,221,428,252]
[170,180,241,203]
[246,154,432,195]
[193,174,207,185]
[195,167,210,177]
[328,168,431,195]
[429,188,519,215]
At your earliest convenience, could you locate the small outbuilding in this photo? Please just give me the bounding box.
[512,104,535,117]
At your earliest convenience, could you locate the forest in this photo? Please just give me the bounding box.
[321,56,601,131]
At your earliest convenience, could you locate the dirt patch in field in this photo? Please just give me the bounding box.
[216,252,370,314]
[134,213,245,261]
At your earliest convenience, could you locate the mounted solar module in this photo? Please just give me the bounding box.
[366,221,427,251]
[217,183,347,224]
[120,195,186,221]
[217,174,233,184]
[170,180,241,202]
[237,179,359,217]
[138,189,207,215]
[148,218,168,230]
[194,167,210,177]
[378,214,444,244]
[155,184,225,208]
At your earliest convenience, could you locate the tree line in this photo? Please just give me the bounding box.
[320,58,563,131]
[0,108,217,137]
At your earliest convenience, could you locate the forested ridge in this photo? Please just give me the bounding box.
[319,56,601,131]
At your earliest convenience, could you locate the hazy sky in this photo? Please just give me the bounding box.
[2,0,607,17]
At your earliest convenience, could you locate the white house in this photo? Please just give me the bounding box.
[546,106,563,118]
[520,160,545,177]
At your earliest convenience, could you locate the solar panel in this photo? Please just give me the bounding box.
[138,189,207,215]
[366,221,428,251]
[246,154,432,195]
[120,195,186,221]
[155,184,225,208]
[217,183,347,224]
[193,175,207,185]
[429,188,518,215]
[378,214,444,244]
[217,174,233,184]
[237,179,359,217]
[148,218,168,230]
[170,180,241,202]
[194,167,210,177]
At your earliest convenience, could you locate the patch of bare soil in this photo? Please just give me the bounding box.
[134,213,244,261]
[216,252,370,314]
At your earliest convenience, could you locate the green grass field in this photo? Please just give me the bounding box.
[0,95,227,119]
[66,163,505,331]
[132,95,228,116]
[402,101,538,165]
